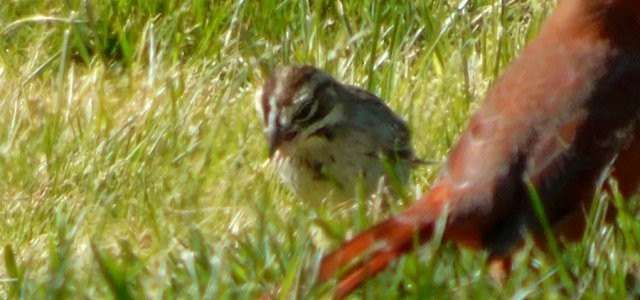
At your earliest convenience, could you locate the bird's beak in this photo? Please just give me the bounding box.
[267,124,298,158]
[267,125,284,158]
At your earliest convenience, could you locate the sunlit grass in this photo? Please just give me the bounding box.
[1,0,639,298]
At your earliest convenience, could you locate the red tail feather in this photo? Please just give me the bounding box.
[318,214,435,297]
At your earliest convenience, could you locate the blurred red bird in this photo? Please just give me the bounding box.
[317,0,640,297]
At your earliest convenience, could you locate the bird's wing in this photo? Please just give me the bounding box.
[342,84,417,162]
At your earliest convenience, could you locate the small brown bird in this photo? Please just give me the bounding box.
[314,0,640,298]
[255,65,421,204]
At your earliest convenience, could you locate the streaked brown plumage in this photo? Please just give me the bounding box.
[256,65,421,204]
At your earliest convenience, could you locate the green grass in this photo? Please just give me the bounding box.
[1,0,639,298]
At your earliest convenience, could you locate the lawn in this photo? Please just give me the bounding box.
[1,0,639,298]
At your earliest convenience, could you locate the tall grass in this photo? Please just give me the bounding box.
[1,0,638,298]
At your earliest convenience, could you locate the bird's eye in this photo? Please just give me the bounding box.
[294,100,319,124]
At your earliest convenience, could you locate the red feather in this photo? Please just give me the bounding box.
[317,0,640,297]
